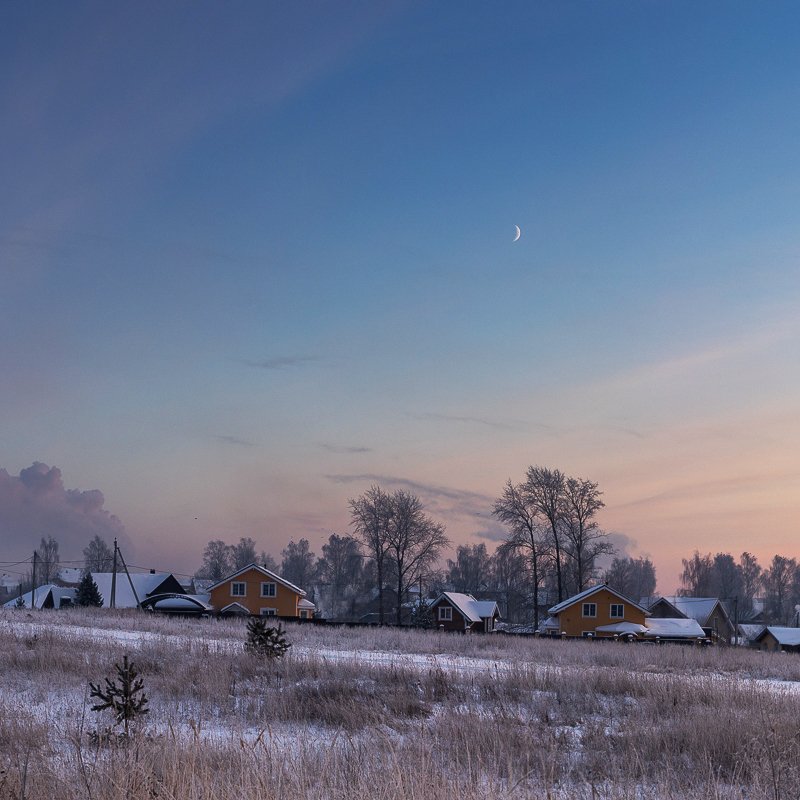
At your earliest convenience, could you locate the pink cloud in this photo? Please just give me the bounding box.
[0,462,129,562]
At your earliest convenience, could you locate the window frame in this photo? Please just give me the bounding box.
[438,606,453,621]
[260,608,277,617]
[582,602,597,618]
[260,582,277,598]
[610,603,624,619]
[231,581,247,597]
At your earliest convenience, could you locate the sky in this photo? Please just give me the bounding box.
[2,1,800,592]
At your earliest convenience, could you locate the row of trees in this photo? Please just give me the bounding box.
[679,551,800,625]
[492,466,614,629]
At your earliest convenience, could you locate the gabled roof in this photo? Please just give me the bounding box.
[737,623,766,642]
[90,572,179,608]
[208,563,306,597]
[548,584,649,616]
[432,592,499,624]
[659,597,732,628]
[298,598,316,610]
[755,626,800,647]
[2,584,75,609]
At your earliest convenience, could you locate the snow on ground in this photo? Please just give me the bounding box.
[3,615,800,699]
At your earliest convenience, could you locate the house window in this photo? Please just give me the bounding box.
[261,582,276,598]
[231,582,246,597]
[610,604,624,619]
[582,603,597,618]
[438,606,453,621]
[260,608,277,616]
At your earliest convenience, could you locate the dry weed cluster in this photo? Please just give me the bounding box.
[1,610,799,799]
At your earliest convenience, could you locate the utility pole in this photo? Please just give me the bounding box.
[110,538,118,609]
[30,550,38,610]
[117,545,141,609]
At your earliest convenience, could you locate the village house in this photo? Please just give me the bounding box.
[428,591,500,633]
[542,585,651,638]
[753,626,800,653]
[208,563,315,618]
[648,596,735,644]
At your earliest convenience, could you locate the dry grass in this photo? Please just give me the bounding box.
[1,608,799,799]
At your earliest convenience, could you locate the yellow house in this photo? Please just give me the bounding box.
[544,584,649,638]
[208,563,315,619]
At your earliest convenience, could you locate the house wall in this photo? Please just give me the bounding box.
[209,568,302,617]
[553,588,647,637]
[705,607,734,643]
[758,631,780,652]
[432,601,473,632]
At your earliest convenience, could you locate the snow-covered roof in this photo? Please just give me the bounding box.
[90,572,177,608]
[432,592,499,624]
[57,567,84,584]
[298,598,316,609]
[548,584,649,616]
[738,623,765,642]
[208,564,307,597]
[2,584,75,609]
[645,617,705,638]
[595,621,648,635]
[658,597,729,626]
[758,627,800,647]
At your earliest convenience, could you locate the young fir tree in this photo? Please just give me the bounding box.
[245,617,291,659]
[75,572,104,607]
[89,654,149,736]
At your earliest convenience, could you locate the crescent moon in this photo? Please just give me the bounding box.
[513,225,521,242]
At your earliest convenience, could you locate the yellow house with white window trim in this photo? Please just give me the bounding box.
[543,584,649,638]
[208,564,315,618]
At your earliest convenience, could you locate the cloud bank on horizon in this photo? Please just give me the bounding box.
[0,463,129,564]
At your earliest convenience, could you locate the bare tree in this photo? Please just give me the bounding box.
[738,551,763,616]
[316,533,364,618]
[36,536,60,584]
[198,539,233,582]
[678,551,715,596]
[764,555,797,624]
[711,552,744,601]
[523,467,567,602]
[493,479,550,630]
[350,485,393,624]
[385,490,449,626]
[280,539,316,589]
[231,537,257,570]
[258,551,278,572]
[604,556,656,600]
[562,476,611,592]
[490,541,531,624]
[446,543,491,594]
[83,535,115,573]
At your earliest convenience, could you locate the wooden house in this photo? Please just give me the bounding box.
[543,585,649,638]
[753,626,800,653]
[208,563,315,618]
[429,592,500,633]
[648,596,735,644]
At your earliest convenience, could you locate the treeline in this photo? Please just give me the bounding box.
[678,551,800,625]
[2,534,125,602]
[196,466,629,626]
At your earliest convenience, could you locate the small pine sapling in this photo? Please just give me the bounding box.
[89,654,149,736]
[245,617,291,659]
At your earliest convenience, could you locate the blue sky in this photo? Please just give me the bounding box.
[2,2,800,590]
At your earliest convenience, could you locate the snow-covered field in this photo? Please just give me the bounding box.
[2,610,800,800]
